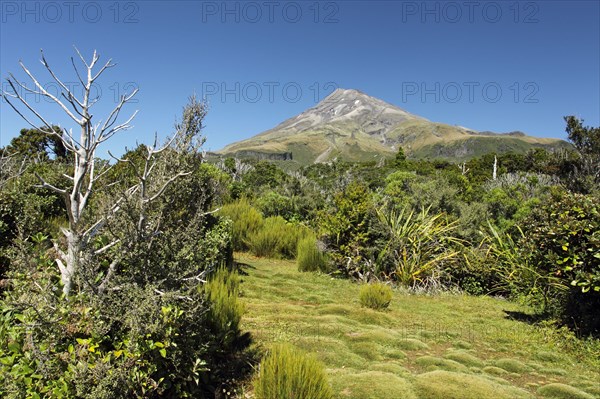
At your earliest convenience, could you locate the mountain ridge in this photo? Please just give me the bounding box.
[218,88,570,164]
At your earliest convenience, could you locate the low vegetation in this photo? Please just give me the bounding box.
[359,282,393,310]
[239,254,600,399]
[253,343,333,399]
[297,235,328,273]
[1,50,598,397]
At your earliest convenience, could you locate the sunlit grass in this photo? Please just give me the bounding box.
[237,253,600,398]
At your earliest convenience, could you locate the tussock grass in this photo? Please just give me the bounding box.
[483,365,510,375]
[396,338,429,350]
[358,282,393,310]
[253,343,333,399]
[415,370,532,399]
[334,371,417,399]
[297,235,328,272]
[219,199,263,250]
[415,356,469,373]
[237,253,600,398]
[444,350,485,367]
[494,358,532,373]
[537,383,596,399]
[247,216,309,259]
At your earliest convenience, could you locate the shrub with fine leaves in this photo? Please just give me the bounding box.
[253,343,333,399]
[359,282,393,310]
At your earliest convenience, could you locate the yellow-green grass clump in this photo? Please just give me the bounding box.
[444,350,485,367]
[297,235,328,272]
[359,282,393,310]
[334,371,417,399]
[415,370,532,399]
[494,358,532,373]
[537,383,596,399]
[253,343,333,399]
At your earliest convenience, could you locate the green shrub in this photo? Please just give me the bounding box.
[219,199,263,251]
[0,239,247,398]
[256,191,296,220]
[204,266,245,345]
[319,181,384,278]
[518,191,600,334]
[359,282,393,310]
[253,343,333,399]
[297,235,328,272]
[247,216,309,259]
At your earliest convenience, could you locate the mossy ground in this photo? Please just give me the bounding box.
[237,254,600,398]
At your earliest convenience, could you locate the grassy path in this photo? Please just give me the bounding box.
[237,253,600,399]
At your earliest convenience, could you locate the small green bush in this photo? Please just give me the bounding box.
[219,199,263,251]
[297,235,328,272]
[204,266,244,342]
[359,282,393,310]
[256,191,296,220]
[253,343,333,399]
[247,216,309,259]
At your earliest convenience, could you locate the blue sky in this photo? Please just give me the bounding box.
[1,0,599,156]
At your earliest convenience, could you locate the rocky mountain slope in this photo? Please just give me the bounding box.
[218,89,570,164]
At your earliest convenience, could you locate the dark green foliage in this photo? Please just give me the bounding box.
[0,161,66,285]
[563,116,600,192]
[255,191,296,220]
[393,146,407,168]
[359,282,393,310]
[0,95,249,397]
[565,116,600,159]
[101,151,234,290]
[297,235,328,273]
[0,256,246,398]
[253,343,333,399]
[242,161,288,190]
[5,127,69,160]
[319,181,384,278]
[519,191,600,334]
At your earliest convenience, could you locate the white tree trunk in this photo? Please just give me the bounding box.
[3,49,138,297]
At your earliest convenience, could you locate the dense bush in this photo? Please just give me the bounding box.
[519,191,600,334]
[219,199,264,251]
[247,216,309,259]
[253,343,333,399]
[297,235,328,273]
[0,235,246,398]
[359,282,393,310]
[0,161,66,284]
[0,97,251,397]
[255,191,296,220]
[320,181,385,279]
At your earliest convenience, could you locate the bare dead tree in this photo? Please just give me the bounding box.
[2,48,138,296]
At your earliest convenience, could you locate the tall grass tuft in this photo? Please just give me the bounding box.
[253,343,333,399]
[247,216,309,259]
[359,282,393,310]
[297,235,328,272]
[204,266,244,342]
[219,199,263,251]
